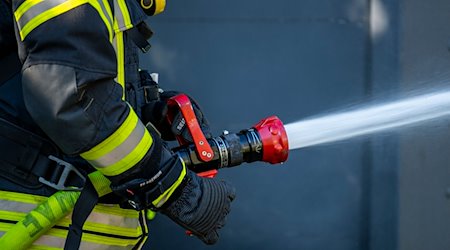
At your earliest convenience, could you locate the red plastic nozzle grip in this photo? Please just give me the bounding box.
[167,94,214,162]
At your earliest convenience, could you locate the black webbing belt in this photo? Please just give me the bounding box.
[0,117,85,190]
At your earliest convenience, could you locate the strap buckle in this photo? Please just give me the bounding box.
[38,155,86,191]
[139,70,160,104]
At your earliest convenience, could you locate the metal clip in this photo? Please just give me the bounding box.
[38,155,86,191]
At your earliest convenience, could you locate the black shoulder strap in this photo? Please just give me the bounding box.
[126,22,153,53]
[65,179,98,250]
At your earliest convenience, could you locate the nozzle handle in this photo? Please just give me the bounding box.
[167,94,215,162]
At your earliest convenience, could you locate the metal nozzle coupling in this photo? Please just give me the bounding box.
[175,116,289,173]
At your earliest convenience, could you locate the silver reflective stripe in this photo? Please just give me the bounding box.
[0,200,140,229]
[86,120,146,168]
[0,199,139,229]
[114,0,126,30]
[15,0,68,32]
[0,200,36,213]
[112,37,119,84]
[35,233,136,250]
[88,210,140,229]
[98,0,113,30]
[0,192,142,246]
[113,0,133,32]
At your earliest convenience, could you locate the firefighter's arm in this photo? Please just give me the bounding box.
[12,0,234,244]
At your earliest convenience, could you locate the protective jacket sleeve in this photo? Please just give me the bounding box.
[12,0,185,204]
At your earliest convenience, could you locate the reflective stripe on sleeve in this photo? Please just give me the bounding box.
[152,161,187,208]
[80,108,153,176]
[113,0,132,32]
[112,0,134,98]
[14,0,113,41]
[113,31,126,99]
[87,0,114,41]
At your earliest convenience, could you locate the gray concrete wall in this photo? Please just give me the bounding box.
[398,1,450,250]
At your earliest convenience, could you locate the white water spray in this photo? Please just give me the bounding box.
[285,90,450,150]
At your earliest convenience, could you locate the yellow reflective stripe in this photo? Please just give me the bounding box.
[83,221,142,238]
[101,129,151,176]
[87,0,113,42]
[18,0,88,40]
[0,210,25,222]
[0,209,141,238]
[112,0,133,98]
[152,162,187,208]
[0,223,139,249]
[0,189,137,218]
[114,0,132,31]
[44,227,140,247]
[103,128,153,176]
[29,246,61,250]
[14,0,44,20]
[114,31,126,99]
[101,0,113,21]
[81,108,152,176]
[15,0,69,32]
[81,109,138,160]
[32,229,139,249]
[15,0,113,42]
[134,210,148,250]
[92,204,139,218]
[56,218,142,238]
[154,0,165,15]
[0,190,46,204]
[0,189,142,249]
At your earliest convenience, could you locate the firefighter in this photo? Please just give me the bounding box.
[0,0,235,248]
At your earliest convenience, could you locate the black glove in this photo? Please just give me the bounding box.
[142,91,212,142]
[162,170,236,245]
[109,129,235,245]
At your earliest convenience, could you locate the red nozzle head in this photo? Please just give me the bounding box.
[253,116,289,164]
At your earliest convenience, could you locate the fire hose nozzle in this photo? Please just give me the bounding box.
[175,116,289,173]
[253,116,289,164]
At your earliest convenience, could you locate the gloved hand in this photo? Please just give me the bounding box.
[109,130,235,245]
[162,171,236,245]
[142,91,212,142]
